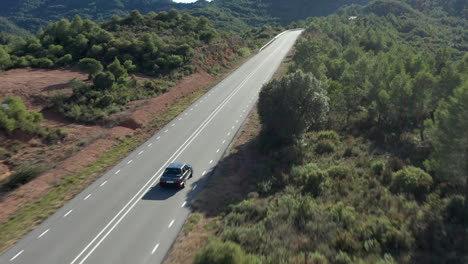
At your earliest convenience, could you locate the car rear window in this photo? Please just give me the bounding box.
[164,168,182,176]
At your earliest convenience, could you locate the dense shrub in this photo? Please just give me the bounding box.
[371,160,385,176]
[315,140,336,154]
[390,166,433,199]
[31,57,53,68]
[291,163,327,196]
[0,96,43,134]
[194,240,260,264]
[2,163,45,190]
[445,195,468,225]
[317,130,340,142]
[326,165,354,180]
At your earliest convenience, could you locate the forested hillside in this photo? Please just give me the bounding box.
[0,9,253,123]
[192,1,468,263]
[2,0,465,34]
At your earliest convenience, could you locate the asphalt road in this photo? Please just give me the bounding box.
[0,29,303,264]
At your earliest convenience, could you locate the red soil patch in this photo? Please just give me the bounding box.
[0,67,87,110]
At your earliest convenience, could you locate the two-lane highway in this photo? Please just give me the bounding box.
[0,29,303,264]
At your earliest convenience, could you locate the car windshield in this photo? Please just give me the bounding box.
[164,168,182,176]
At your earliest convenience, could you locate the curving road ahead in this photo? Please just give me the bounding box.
[0,29,303,264]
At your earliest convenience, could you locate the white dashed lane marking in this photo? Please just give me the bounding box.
[100,181,107,187]
[37,229,49,239]
[222,140,226,144]
[64,210,73,218]
[202,170,206,176]
[181,201,187,208]
[151,243,160,255]
[127,160,133,165]
[192,184,197,191]
[138,151,144,155]
[216,149,220,153]
[115,170,121,175]
[209,160,213,164]
[10,250,24,261]
[168,220,175,228]
[84,194,92,200]
[164,130,169,133]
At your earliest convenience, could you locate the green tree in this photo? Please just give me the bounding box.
[107,58,127,83]
[78,58,103,79]
[93,71,115,90]
[0,45,11,70]
[425,82,468,198]
[258,70,329,146]
[0,96,43,133]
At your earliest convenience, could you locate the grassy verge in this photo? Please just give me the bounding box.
[0,57,250,253]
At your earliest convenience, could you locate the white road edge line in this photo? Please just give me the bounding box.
[84,194,92,200]
[71,39,286,264]
[64,210,73,218]
[38,229,49,239]
[181,201,187,208]
[100,181,107,187]
[168,219,175,228]
[114,170,121,175]
[10,250,24,261]
[151,243,160,255]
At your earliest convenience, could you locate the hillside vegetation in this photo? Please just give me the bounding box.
[193,1,468,263]
[0,9,255,122]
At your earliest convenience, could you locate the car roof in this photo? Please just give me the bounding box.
[167,163,185,169]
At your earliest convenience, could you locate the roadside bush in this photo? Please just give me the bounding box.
[317,130,340,142]
[315,140,336,154]
[2,163,45,190]
[291,163,327,196]
[371,160,385,176]
[390,166,433,200]
[308,252,329,264]
[334,251,352,264]
[327,165,354,180]
[194,239,260,264]
[44,128,68,143]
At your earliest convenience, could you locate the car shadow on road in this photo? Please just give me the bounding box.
[142,185,178,200]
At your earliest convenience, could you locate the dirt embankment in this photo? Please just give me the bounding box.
[0,67,215,224]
